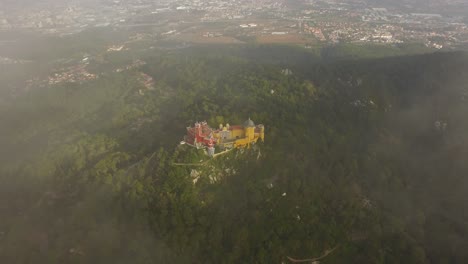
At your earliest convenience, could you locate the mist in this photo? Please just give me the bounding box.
[1,0,468,263]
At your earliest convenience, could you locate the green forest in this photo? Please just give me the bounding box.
[1,44,468,263]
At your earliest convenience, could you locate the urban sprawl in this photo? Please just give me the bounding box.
[1,0,467,49]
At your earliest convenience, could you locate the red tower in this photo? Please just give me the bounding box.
[184,121,216,149]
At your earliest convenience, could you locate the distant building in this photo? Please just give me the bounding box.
[281,68,293,75]
[411,13,442,18]
[107,45,124,51]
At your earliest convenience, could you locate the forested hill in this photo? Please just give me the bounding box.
[1,47,468,264]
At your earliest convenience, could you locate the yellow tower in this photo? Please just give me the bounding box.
[244,118,255,141]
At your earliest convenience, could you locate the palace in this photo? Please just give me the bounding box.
[183,118,264,156]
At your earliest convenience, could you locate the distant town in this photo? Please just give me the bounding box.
[1,0,467,50]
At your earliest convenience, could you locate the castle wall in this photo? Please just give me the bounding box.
[230,128,245,139]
